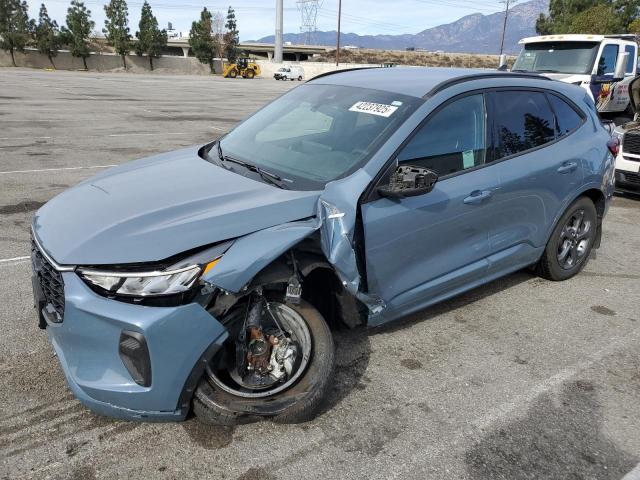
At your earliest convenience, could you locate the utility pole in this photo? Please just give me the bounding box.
[275,0,283,63]
[336,0,342,66]
[498,0,515,66]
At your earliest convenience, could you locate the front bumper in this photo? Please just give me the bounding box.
[43,273,227,421]
[615,169,640,193]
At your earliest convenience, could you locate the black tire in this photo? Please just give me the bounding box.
[246,69,255,79]
[228,69,237,79]
[298,76,303,81]
[194,299,334,425]
[536,196,597,281]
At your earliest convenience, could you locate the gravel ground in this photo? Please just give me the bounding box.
[1,68,639,480]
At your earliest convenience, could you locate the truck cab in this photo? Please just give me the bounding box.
[513,34,638,118]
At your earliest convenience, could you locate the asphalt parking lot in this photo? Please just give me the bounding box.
[1,68,640,480]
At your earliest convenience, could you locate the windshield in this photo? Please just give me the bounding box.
[218,84,421,190]
[513,41,599,75]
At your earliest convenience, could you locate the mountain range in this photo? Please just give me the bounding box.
[251,0,549,55]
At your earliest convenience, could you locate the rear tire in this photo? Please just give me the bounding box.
[194,299,334,425]
[536,196,597,281]
[246,69,255,79]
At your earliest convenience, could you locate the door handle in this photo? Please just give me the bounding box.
[557,161,578,174]
[463,190,492,205]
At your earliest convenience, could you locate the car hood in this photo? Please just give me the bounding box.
[33,146,320,265]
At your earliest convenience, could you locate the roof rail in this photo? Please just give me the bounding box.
[308,66,380,82]
[426,72,552,98]
[604,34,637,40]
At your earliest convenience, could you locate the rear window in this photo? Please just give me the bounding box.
[625,44,636,74]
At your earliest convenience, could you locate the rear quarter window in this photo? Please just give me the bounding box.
[547,93,584,136]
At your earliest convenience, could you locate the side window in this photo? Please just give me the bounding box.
[492,91,555,159]
[598,44,619,75]
[397,94,486,176]
[625,45,636,74]
[547,93,583,137]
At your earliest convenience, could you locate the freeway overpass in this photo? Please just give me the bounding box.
[164,39,332,61]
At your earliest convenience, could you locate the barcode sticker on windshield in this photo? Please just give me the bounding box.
[349,101,398,117]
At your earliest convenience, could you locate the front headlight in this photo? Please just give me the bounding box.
[78,263,211,297]
[76,240,232,298]
[612,127,624,141]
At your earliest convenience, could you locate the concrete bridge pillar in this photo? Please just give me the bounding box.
[181,47,190,58]
[267,51,273,61]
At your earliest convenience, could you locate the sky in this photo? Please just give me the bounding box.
[28,0,506,41]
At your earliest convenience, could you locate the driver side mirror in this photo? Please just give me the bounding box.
[614,51,629,80]
[377,165,438,199]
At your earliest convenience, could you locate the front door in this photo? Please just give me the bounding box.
[361,93,501,320]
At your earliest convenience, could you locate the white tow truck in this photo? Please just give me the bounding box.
[512,34,638,121]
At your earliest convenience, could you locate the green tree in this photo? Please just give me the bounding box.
[535,13,553,35]
[224,5,239,63]
[569,3,623,33]
[35,3,61,68]
[64,0,94,70]
[189,7,216,73]
[135,1,166,70]
[536,0,640,34]
[629,17,640,33]
[103,0,130,69]
[0,0,34,67]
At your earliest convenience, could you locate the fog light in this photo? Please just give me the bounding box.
[119,331,152,387]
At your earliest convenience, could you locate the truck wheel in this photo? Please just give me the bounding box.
[298,76,303,81]
[228,69,237,79]
[246,69,255,79]
[194,298,334,425]
[536,196,597,281]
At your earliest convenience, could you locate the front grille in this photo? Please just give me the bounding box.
[623,130,640,155]
[619,170,640,185]
[31,239,65,322]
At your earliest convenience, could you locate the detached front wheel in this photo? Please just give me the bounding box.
[194,298,334,425]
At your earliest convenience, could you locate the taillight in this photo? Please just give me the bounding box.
[607,137,620,156]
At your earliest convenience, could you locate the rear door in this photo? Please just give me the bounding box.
[486,89,585,274]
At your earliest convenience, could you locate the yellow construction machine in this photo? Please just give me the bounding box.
[223,58,261,79]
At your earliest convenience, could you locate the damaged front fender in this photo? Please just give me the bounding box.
[202,218,318,293]
[201,173,385,317]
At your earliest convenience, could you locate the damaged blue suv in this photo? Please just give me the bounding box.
[31,68,615,424]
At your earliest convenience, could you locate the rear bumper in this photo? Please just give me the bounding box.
[45,273,227,421]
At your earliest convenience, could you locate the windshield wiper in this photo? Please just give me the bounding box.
[535,69,561,73]
[511,68,529,72]
[217,142,288,189]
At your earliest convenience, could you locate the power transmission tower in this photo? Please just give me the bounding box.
[297,0,322,45]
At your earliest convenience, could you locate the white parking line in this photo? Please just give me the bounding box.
[0,132,190,141]
[0,256,31,266]
[0,256,30,263]
[622,463,640,480]
[0,165,116,175]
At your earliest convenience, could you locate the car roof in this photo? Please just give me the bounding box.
[307,67,550,98]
